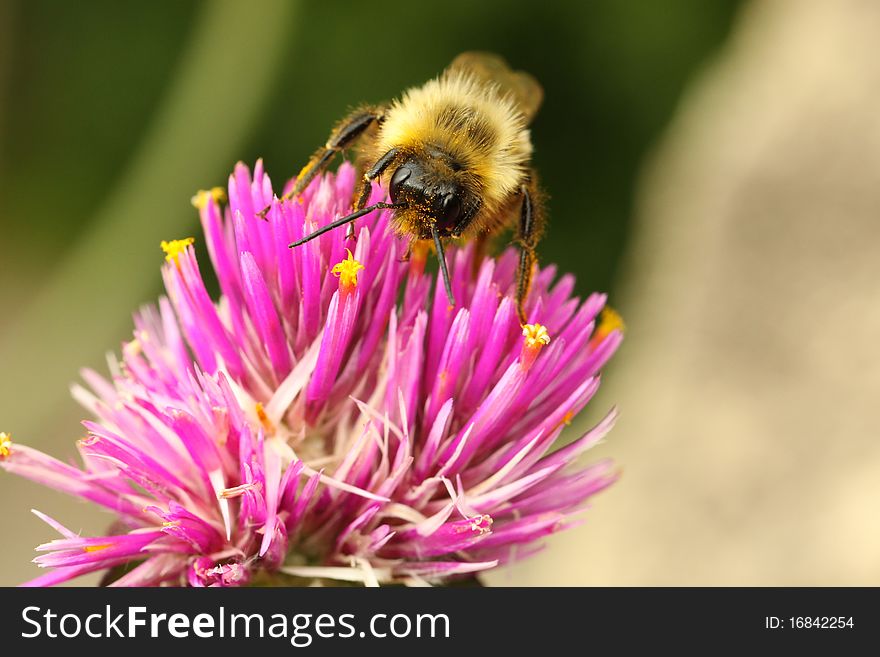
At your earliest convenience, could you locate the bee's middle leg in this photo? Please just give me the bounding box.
[346,147,399,240]
[515,174,545,325]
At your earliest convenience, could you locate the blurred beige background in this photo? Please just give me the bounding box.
[490,0,880,586]
[3,0,880,586]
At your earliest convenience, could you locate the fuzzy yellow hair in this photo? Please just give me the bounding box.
[368,69,533,221]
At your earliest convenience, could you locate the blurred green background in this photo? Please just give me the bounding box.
[14,0,878,587]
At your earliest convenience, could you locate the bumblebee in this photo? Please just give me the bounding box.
[285,52,545,324]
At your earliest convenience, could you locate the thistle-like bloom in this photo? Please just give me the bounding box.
[1,162,622,586]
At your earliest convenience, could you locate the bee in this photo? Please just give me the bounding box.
[284,52,545,324]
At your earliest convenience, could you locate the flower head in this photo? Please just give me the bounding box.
[2,161,623,586]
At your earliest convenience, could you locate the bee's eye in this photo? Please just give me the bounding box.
[437,194,463,231]
[389,166,411,203]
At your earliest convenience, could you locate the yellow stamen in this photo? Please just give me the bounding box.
[594,306,625,341]
[522,323,551,349]
[331,249,365,294]
[160,237,195,266]
[520,323,551,371]
[255,402,275,436]
[190,186,227,210]
[0,432,12,458]
[83,544,112,553]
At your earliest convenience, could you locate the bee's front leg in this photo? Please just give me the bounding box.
[514,172,545,325]
[259,106,385,217]
[346,147,400,240]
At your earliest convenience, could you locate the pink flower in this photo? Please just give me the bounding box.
[1,162,622,586]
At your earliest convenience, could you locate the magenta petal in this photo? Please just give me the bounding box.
[34,530,165,569]
[240,250,292,380]
[305,290,358,417]
[387,514,493,559]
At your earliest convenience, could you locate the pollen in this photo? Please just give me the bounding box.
[598,306,625,337]
[522,323,551,348]
[0,432,12,458]
[83,544,113,553]
[520,323,551,372]
[255,402,275,435]
[160,237,195,266]
[190,186,227,210]
[331,249,365,295]
[591,306,625,348]
[555,410,575,431]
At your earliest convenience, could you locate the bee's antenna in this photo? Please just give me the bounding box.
[431,223,456,306]
[288,202,404,248]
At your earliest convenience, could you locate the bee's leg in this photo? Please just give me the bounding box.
[346,147,399,240]
[260,106,384,217]
[292,106,384,198]
[514,174,545,325]
[347,159,369,240]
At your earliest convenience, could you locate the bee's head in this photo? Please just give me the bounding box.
[388,153,478,238]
